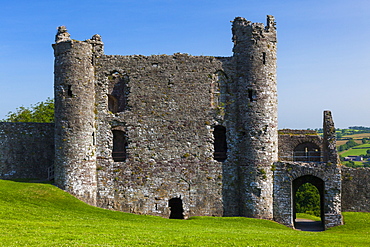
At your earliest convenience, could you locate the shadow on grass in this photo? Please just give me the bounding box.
[295,218,324,232]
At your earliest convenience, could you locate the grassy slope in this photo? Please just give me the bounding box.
[296,213,321,221]
[0,180,369,246]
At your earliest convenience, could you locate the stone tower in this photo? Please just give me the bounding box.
[231,16,278,219]
[53,26,99,206]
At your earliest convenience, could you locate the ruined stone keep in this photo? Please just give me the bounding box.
[1,16,369,229]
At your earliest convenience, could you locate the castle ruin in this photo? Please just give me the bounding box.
[0,16,369,229]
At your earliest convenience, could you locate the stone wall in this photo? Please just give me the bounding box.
[93,54,227,218]
[0,122,54,179]
[89,15,280,220]
[342,166,370,212]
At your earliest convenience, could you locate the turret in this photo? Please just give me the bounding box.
[53,26,100,206]
[232,16,278,219]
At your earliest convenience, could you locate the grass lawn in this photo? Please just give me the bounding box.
[0,180,369,246]
[296,213,321,221]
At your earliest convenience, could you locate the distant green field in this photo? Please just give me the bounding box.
[0,180,370,246]
[341,143,370,157]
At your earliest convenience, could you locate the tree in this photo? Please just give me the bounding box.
[345,139,359,149]
[2,98,54,123]
[295,183,320,217]
[336,132,343,139]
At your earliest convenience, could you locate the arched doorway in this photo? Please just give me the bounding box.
[293,142,321,162]
[293,175,324,230]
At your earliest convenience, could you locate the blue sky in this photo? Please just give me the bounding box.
[0,0,369,129]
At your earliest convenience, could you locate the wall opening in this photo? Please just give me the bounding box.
[169,198,184,219]
[108,94,118,113]
[67,85,73,97]
[293,142,321,162]
[211,70,229,109]
[247,89,256,102]
[112,130,127,162]
[262,52,266,65]
[213,125,227,162]
[107,72,129,113]
[293,175,324,231]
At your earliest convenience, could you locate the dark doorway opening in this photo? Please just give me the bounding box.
[213,125,227,162]
[293,175,324,231]
[293,142,321,162]
[112,130,127,162]
[169,198,184,219]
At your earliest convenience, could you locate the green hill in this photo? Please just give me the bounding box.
[0,179,369,246]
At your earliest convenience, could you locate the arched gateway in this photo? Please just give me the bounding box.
[293,175,324,228]
[273,162,342,229]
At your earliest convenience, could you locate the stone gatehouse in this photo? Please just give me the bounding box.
[0,15,369,230]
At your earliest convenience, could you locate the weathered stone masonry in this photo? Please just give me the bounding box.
[1,15,370,230]
[0,122,54,179]
[93,54,226,217]
[53,27,97,206]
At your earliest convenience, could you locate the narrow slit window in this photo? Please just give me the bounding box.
[248,89,256,102]
[67,85,73,97]
[262,52,266,65]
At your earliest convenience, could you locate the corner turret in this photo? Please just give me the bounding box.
[228,15,278,219]
[53,26,97,206]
